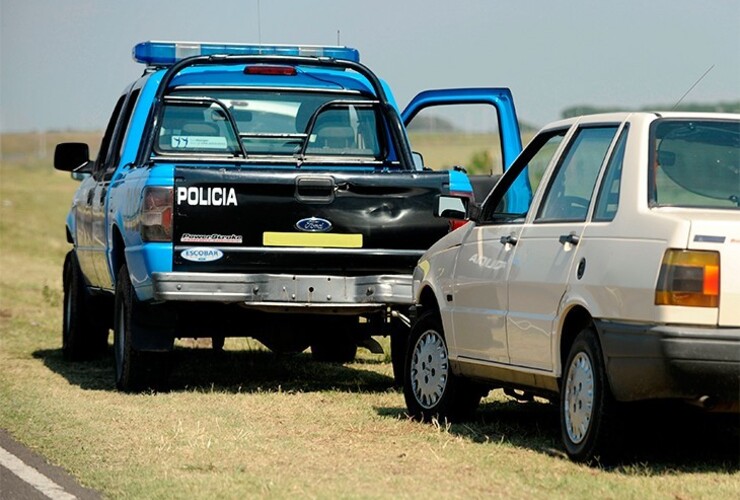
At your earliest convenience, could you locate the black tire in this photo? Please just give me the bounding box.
[310,317,358,363]
[403,310,482,422]
[62,251,109,361]
[113,264,171,392]
[390,325,408,387]
[560,327,621,464]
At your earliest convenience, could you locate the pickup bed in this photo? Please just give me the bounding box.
[54,41,522,391]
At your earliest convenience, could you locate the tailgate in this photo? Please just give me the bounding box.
[172,166,452,275]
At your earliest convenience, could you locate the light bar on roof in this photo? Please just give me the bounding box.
[132,41,360,66]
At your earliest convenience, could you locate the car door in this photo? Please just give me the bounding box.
[401,88,523,181]
[506,125,621,370]
[446,129,567,363]
[74,95,126,287]
[89,88,139,289]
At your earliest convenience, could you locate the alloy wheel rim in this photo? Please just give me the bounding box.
[564,351,595,444]
[410,329,449,409]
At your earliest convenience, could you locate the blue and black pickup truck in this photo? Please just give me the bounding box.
[54,41,523,390]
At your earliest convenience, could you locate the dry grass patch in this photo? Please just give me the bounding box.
[0,139,738,499]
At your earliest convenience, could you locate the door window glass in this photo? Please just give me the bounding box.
[109,89,141,175]
[536,126,618,222]
[93,95,126,178]
[593,127,628,221]
[481,129,566,223]
[406,104,504,174]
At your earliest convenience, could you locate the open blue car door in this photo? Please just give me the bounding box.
[402,88,526,202]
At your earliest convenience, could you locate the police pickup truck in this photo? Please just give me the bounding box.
[54,41,522,391]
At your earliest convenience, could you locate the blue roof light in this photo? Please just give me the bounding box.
[133,41,360,66]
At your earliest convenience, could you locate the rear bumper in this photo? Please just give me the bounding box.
[151,272,412,311]
[596,320,740,403]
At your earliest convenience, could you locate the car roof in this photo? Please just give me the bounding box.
[541,111,740,132]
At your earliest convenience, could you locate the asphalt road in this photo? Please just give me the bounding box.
[0,429,99,500]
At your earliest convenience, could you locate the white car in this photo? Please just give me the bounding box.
[403,112,740,463]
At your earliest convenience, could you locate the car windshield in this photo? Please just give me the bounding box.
[154,89,383,159]
[652,119,739,209]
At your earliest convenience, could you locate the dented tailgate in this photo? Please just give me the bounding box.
[172,166,453,275]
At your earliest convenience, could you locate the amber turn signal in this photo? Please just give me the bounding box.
[655,249,720,307]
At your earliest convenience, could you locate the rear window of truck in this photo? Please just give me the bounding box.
[154,89,384,159]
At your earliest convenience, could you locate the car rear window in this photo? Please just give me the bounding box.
[651,119,739,209]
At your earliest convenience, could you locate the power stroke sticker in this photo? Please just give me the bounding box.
[181,233,243,244]
[180,247,224,262]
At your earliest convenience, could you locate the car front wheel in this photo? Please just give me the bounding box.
[561,326,621,463]
[404,310,482,422]
[62,251,109,361]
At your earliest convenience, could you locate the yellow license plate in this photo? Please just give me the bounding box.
[263,232,363,248]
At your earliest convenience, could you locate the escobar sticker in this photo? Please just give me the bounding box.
[181,233,243,244]
[180,247,224,263]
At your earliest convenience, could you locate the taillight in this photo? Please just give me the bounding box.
[655,250,720,307]
[448,190,473,232]
[141,187,173,242]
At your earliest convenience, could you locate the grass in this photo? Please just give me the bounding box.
[0,134,738,499]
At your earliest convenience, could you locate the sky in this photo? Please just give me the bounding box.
[1,0,738,133]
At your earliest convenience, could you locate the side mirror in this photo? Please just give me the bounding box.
[54,143,90,172]
[435,195,468,219]
[412,151,424,169]
[71,171,90,182]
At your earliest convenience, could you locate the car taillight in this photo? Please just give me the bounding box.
[655,249,720,307]
[141,187,173,242]
[448,191,473,232]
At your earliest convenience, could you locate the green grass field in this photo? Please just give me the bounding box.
[0,134,738,499]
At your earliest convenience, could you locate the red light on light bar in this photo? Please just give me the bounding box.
[245,65,297,76]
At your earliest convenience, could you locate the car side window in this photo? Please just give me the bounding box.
[480,129,566,223]
[109,89,141,176]
[93,95,127,179]
[593,126,628,222]
[536,126,619,222]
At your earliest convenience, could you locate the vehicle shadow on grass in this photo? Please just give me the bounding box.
[377,397,740,473]
[33,346,396,394]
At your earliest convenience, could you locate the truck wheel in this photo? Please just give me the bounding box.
[561,327,621,463]
[62,251,109,361]
[211,336,225,352]
[310,317,358,363]
[113,264,171,392]
[404,310,481,422]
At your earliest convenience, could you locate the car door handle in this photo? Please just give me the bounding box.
[499,235,518,246]
[558,233,580,245]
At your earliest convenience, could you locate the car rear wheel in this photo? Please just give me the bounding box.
[404,310,482,422]
[62,251,109,361]
[113,264,171,392]
[561,326,621,463]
